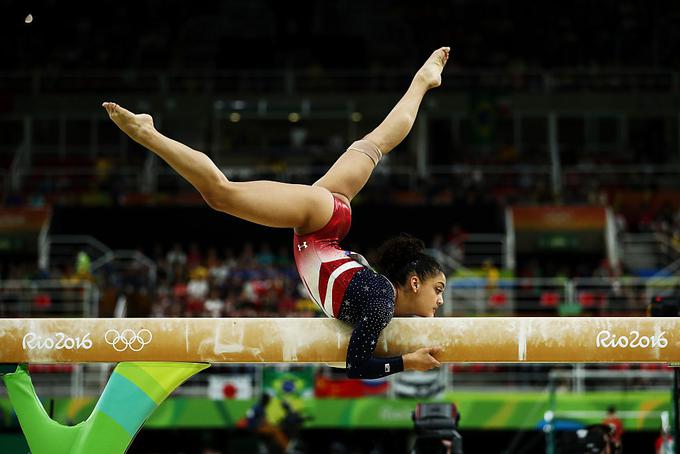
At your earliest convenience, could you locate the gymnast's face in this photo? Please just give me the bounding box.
[404,271,446,317]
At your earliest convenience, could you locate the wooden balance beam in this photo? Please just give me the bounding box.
[0,317,678,364]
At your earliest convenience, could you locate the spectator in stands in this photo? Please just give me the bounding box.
[186,266,209,315]
[186,242,202,269]
[256,243,275,267]
[238,243,257,270]
[207,248,231,287]
[446,224,467,262]
[483,259,500,290]
[655,430,673,454]
[602,406,623,452]
[275,245,292,268]
[245,392,288,453]
[166,243,187,267]
[203,288,224,317]
[74,251,93,282]
[151,276,171,317]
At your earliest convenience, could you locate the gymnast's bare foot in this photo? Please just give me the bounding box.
[102,102,155,145]
[416,47,450,90]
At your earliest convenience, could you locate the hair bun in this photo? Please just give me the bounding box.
[392,234,425,258]
[374,234,428,281]
[374,234,442,286]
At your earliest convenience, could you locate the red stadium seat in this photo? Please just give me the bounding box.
[488,292,507,307]
[578,292,595,308]
[33,293,52,309]
[540,292,560,307]
[579,291,606,309]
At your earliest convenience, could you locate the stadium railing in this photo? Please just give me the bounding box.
[2,69,679,95]
[620,233,680,274]
[445,276,680,316]
[0,279,98,318]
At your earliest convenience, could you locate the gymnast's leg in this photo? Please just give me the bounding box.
[102,47,448,233]
[313,47,450,202]
[102,102,334,234]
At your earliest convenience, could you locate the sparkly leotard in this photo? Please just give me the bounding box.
[294,195,404,379]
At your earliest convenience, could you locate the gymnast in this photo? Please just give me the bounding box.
[103,47,450,378]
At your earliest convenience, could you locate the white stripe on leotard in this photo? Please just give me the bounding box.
[323,261,363,316]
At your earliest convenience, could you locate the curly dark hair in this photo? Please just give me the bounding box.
[373,234,443,287]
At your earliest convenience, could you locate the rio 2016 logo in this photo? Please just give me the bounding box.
[104,329,153,352]
[22,332,93,350]
[596,330,668,349]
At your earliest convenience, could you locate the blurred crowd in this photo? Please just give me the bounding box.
[2,203,679,320]
[2,1,679,72]
[93,242,320,319]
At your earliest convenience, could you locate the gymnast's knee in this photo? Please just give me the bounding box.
[201,178,233,212]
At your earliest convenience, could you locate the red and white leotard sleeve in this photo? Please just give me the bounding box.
[293,195,363,318]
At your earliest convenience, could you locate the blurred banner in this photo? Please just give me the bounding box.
[264,367,315,399]
[511,205,606,252]
[207,374,254,400]
[262,367,315,424]
[314,367,390,398]
[512,206,606,230]
[2,391,669,430]
[315,374,390,398]
[0,207,51,253]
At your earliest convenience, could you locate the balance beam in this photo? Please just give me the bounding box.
[0,317,678,364]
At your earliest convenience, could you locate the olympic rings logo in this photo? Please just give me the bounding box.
[104,329,153,352]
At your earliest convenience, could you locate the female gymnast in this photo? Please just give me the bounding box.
[103,47,450,379]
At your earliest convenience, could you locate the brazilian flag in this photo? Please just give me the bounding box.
[262,367,315,424]
[467,93,498,145]
[263,367,315,399]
